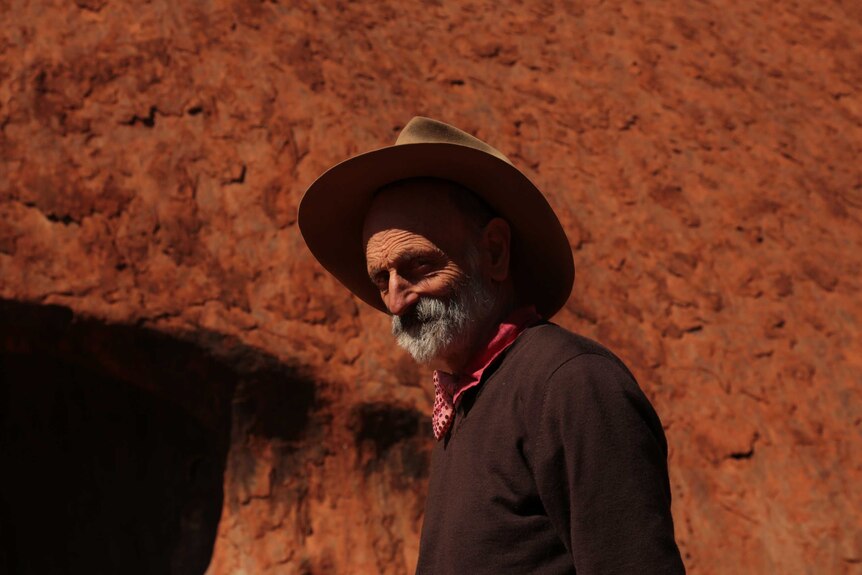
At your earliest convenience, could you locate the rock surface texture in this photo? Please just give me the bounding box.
[1,0,861,573]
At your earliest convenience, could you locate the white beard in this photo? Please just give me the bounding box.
[391,271,495,365]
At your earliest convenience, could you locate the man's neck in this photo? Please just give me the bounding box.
[437,295,517,374]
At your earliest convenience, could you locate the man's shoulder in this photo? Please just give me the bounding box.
[495,323,660,441]
[501,322,636,383]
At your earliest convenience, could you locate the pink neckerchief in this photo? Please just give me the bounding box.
[431,306,542,440]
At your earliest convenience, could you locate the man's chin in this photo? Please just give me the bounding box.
[391,282,490,367]
[394,335,443,365]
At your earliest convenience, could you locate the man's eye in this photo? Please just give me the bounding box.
[411,259,438,275]
[372,273,388,292]
[403,267,429,283]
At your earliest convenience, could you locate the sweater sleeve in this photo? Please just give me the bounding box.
[528,352,686,574]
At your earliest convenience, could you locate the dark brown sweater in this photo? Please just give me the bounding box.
[415,323,685,574]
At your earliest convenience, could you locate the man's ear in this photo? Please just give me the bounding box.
[481,217,511,282]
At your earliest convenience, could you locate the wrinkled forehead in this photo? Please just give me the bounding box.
[362,179,473,244]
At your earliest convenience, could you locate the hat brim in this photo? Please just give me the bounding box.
[298,142,574,319]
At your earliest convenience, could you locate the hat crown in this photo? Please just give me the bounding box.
[395,116,512,165]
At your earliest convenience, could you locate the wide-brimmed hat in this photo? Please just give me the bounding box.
[298,116,574,319]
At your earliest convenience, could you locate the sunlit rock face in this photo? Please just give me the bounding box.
[1,1,860,573]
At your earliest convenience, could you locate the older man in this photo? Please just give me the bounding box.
[299,117,685,574]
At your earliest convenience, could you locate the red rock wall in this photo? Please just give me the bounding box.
[1,0,860,573]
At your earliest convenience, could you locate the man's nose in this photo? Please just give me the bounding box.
[387,272,419,316]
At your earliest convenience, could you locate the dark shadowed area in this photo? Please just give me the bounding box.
[0,301,235,574]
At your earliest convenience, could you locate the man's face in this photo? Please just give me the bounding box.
[363,181,495,365]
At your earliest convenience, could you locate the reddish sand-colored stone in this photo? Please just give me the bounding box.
[1,0,861,573]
